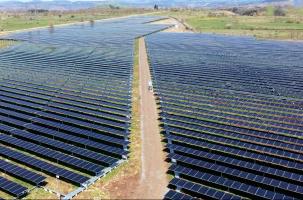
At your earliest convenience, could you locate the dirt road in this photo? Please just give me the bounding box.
[100,37,168,199]
[131,37,169,199]
[152,18,191,32]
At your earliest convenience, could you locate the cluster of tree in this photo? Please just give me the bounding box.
[229,6,286,16]
[229,7,265,16]
[273,7,286,16]
[109,4,120,10]
[27,9,49,14]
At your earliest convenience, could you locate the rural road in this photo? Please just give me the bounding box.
[132,37,169,198]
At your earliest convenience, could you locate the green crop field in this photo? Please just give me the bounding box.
[159,7,303,40]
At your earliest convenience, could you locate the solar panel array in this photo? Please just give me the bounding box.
[1,16,169,48]
[146,33,303,200]
[0,16,170,198]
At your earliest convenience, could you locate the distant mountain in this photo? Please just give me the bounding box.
[0,0,294,11]
[0,1,110,11]
[117,0,292,8]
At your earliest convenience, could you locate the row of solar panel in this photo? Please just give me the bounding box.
[0,101,128,141]
[149,62,303,88]
[148,54,303,75]
[0,15,172,199]
[161,101,302,127]
[149,61,303,98]
[0,145,89,186]
[150,71,303,92]
[168,143,303,185]
[163,110,302,138]
[169,156,302,197]
[0,16,170,48]
[0,91,129,127]
[0,159,46,186]
[165,123,303,154]
[156,84,303,111]
[158,88,303,111]
[1,124,118,166]
[0,115,126,158]
[0,80,132,110]
[0,75,132,102]
[165,119,302,159]
[0,177,28,198]
[146,33,303,199]
[0,133,103,175]
[164,119,303,162]
[159,92,302,119]
[167,133,302,173]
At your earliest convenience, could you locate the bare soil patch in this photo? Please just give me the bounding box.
[152,18,192,32]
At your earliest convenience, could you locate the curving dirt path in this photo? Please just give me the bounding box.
[152,18,191,33]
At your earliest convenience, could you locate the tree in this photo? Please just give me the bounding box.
[154,4,159,10]
[109,4,120,9]
[274,7,286,16]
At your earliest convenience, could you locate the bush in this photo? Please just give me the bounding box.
[274,7,286,16]
[225,24,232,29]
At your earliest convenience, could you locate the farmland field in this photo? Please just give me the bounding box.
[146,33,303,199]
[159,7,303,40]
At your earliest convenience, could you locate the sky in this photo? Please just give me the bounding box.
[0,0,118,1]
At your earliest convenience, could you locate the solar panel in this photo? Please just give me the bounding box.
[0,159,46,186]
[0,16,172,199]
[0,176,28,197]
[146,33,303,199]
[164,190,197,200]
[0,133,103,175]
[0,146,89,186]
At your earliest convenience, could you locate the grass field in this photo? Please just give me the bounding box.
[159,7,303,40]
[0,8,153,32]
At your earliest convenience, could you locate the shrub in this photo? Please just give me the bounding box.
[225,24,232,29]
[286,19,295,23]
[274,7,286,16]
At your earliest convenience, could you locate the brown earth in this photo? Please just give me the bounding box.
[131,37,169,199]
[152,18,191,32]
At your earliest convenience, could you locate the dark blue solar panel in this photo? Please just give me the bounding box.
[0,176,27,197]
[0,133,103,175]
[164,190,197,200]
[0,146,89,186]
[0,16,172,199]
[0,159,46,185]
[146,33,303,199]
